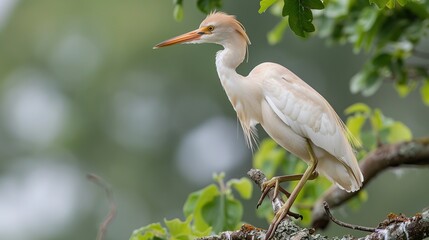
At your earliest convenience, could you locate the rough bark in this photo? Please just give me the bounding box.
[197,209,429,240]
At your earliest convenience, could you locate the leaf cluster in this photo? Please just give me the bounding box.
[262,0,429,101]
[130,173,252,240]
[345,103,413,153]
[261,0,325,37]
[322,0,429,101]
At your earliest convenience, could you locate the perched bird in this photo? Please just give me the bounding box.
[154,12,363,239]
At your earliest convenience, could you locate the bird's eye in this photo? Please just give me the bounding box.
[207,25,215,31]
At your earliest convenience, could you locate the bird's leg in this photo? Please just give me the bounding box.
[264,140,319,240]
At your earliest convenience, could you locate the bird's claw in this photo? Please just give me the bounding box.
[257,177,292,208]
[256,185,272,208]
[257,177,280,208]
[257,178,301,217]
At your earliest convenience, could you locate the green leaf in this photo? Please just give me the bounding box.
[350,70,383,96]
[164,216,192,238]
[197,0,222,14]
[370,108,384,132]
[420,80,429,106]
[267,18,289,44]
[386,0,395,9]
[302,0,324,10]
[191,226,213,238]
[350,72,365,94]
[406,1,429,19]
[345,103,371,115]
[201,195,243,232]
[372,53,392,68]
[346,114,367,144]
[353,7,379,52]
[173,4,184,22]
[130,223,167,240]
[227,177,253,199]
[397,0,407,6]
[282,0,318,37]
[384,121,412,143]
[361,75,382,96]
[183,184,219,231]
[259,0,278,13]
[377,18,409,49]
[395,82,415,98]
[183,192,200,218]
[369,0,390,8]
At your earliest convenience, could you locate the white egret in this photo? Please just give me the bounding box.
[154,12,363,239]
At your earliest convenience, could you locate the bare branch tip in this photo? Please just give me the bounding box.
[323,201,376,233]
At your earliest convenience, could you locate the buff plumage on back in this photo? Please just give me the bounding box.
[203,12,251,46]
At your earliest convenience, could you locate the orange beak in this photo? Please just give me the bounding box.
[153,27,209,49]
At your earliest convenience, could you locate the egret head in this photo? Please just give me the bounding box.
[154,12,251,48]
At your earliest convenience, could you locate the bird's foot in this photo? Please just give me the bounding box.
[257,177,288,208]
[256,177,302,219]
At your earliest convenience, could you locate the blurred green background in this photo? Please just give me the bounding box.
[0,1,428,240]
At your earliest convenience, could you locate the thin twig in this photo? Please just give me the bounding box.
[87,173,117,240]
[323,201,376,232]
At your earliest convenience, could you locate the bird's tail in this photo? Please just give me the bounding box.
[317,152,363,192]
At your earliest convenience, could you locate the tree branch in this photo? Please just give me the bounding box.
[198,167,429,240]
[197,209,429,240]
[361,210,429,240]
[311,138,429,230]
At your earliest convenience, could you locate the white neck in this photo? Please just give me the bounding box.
[214,37,259,148]
[215,36,247,87]
[215,37,247,70]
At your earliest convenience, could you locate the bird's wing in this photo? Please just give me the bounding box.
[258,63,354,162]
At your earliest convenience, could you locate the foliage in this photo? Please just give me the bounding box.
[171,0,429,103]
[262,0,429,102]
[281,0,325,37]
[129,173,252,240]
[345,102,412,152]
